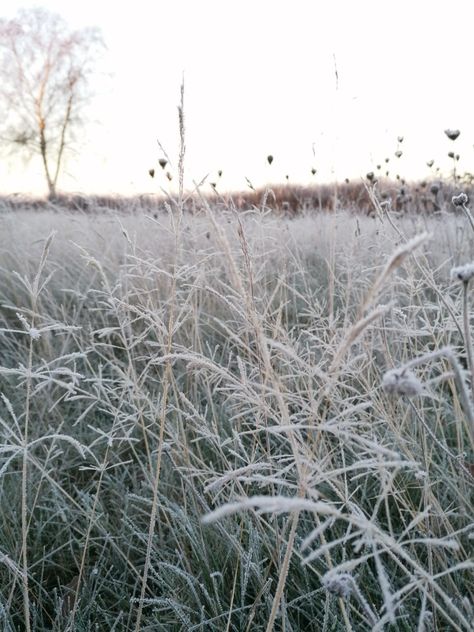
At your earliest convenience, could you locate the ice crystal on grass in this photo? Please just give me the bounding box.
[451,262,474,283]
[322,572,354,599]
[16,313,41,340]
[382,367,424,397]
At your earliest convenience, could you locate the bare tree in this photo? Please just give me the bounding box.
[0,7,103,198]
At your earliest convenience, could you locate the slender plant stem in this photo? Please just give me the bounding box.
[462,280,474,392]
[21,336,33,632]
[265,511,300,632]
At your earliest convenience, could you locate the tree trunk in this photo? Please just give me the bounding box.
[38,120,56,199]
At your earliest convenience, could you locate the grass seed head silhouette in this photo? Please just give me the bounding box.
[445,129,460,141]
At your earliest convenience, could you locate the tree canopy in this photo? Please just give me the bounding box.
[0,7,103,198]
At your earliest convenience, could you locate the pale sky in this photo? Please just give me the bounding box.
[0,0,473,195]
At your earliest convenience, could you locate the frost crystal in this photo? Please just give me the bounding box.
[16,312,41,340]
[322,572,354,599]
[382,367,424,397]
[451,263,474,283]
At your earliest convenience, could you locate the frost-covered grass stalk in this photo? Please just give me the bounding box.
[451,262,474,395]
[134,79,186,632]
[0,197,473,631]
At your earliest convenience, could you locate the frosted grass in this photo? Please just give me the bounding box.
[0,204,472,630]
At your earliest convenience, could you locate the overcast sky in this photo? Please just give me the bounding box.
[0,0,472,195]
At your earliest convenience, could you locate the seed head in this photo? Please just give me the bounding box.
[311,167,317,175]
[158,158,167,170]
[366,171,375,182]
[430,183,440,195]
[452,192,469,207]
[397,136,404,143]
[395,150,403,158]
[382,367,424,397]
[322,572,354,599]
[267,154,274,165]
[427,159,434,167]
[445,129,460,141]
[448,151,455,159]
[451,262,474,283]
[148,168,155,178]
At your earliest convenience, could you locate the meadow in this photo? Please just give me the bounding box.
[0,184,473,631]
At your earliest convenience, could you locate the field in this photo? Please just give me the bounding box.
[0,190,473,630]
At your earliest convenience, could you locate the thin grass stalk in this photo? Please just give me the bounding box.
[134,80,185,632]
[21,333,33,632]
[19,233,55,632]
[265,510,300,632]
[461,201,474,233]
[461,280,474,392]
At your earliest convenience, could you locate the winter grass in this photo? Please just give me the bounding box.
[0,201,473,630]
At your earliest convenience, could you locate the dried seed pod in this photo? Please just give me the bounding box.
[159,158,167,169]
[452,192,469,207]
[451,262,474,282]
[426,159,434,167]
[395,150,403,158]
[445,129,460,141]
[267,154,274,165]
[148,168,155,178]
